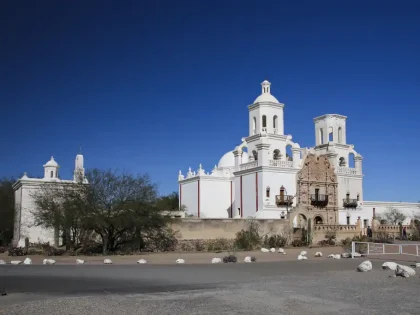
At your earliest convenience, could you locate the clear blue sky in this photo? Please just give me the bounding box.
[1,0,419,201]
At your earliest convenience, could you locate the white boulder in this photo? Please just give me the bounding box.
[415,262,420,268]
[333,254,341,259]
[270,248,276,253]
[261,248,269,253]
[300,251,307,256]
[244,256,252,263]
[382,262,398,271]
[76,259,85,264]
[211,258,222,264]
[297,255,307,260]
[341,253,351,258]
[10,260,22,265]
[352,252,362,257]
[0,260,6,265]
[278,248,285,254]
[357,260,372,272]
[104,259,112,264]
[327,254,335,258]
[137,259,147,264]
[176,258,185,264]
[395,264,416,278]
[23,258,32,265]
[315,252,322,257]
[43,259,56,265]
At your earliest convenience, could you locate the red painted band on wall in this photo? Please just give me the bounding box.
[255,172,258,212]
[240,176,243,218]
[230,181,233,218]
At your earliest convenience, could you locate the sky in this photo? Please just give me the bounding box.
[1,0,419,201]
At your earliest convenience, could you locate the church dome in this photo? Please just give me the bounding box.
[44,156,58,167]
[253,80,279,103]
[217,151,249,168]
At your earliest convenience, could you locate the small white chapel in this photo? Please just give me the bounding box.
[12,154,87,247]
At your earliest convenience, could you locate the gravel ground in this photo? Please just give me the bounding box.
[1,258,419,314]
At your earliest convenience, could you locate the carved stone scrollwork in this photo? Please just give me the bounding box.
[297,153,339,224]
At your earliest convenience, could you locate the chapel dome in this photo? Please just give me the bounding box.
[44,156,59,167]
[217,151,249,168]
[253,80,279,103]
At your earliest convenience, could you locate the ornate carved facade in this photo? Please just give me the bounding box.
[296,153,338,224]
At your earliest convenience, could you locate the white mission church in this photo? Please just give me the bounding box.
[177,80,419,227]
[12,80,420,246]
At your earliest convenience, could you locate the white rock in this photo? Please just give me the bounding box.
[43,259,56,265]
[176,258,185,264]
[23,258,32,265]
[270,248,276,253]
[104,259,112,264]
[244,256,252,263]
[261,248,269,253]
[357,260,372,272]
[352,252,362,257]
[211,258,222,264]
[315,252,322,257]
[300,251,307,256]
[302,256,308,260]
[0,260,6,265]
[278,248,285,254]
[137,259,147,264]
[297,255,305,260]
[415,262,420,268]
[76,259,85,264]
[395,264,416,278]
[333,254,341,259]
[327,254,335,258]
[382,262,398,271]
[341,253,351,258]
[10,260,21,265]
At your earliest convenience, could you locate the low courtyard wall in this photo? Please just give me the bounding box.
[171,218,290,240]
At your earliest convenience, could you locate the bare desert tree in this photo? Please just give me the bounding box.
[380,207,407,224]
[31,181,86,249]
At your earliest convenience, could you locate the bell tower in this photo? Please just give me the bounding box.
[248,80,285,137]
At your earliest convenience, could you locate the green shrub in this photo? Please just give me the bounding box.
[291,239,305,247]
[341,237,352,246]
[267,235,287,248]
[207,238,231,251]
[324,231,337,245]
[234,220,261,250]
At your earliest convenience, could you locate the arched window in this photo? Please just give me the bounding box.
[328,126,333,142]
[286,144,293,161]
[273,149,281,160]
[50,171,54,178]
[338,127,342,143]
[348,153,355,168]
[266,187,270,198]
[252,117,257,134]
[273,115,278,129]
[262,115,267,128]
[319,128,324,144]
[252,150,258,161]
[339,157,346,167]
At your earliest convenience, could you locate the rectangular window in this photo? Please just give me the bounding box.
[346,216,350,225]
[50,171,53,178]
[315,188,319,200]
